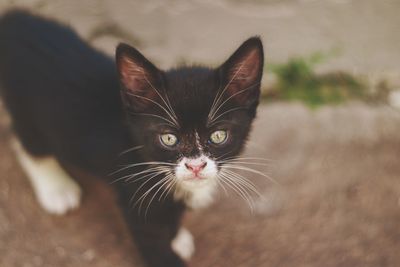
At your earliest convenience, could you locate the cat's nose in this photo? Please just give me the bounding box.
[185,160,207,176]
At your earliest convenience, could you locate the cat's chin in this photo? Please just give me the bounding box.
[179,177,213,187]
[173,177,218,209]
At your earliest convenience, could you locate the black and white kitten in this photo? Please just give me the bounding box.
[0,10,263,267]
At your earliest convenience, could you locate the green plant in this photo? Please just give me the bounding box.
[265,51,366,108]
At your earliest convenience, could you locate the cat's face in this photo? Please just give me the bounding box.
[116,37,264,208]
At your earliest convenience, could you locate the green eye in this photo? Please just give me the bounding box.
[210,130,227,144]
[160,133,178,147]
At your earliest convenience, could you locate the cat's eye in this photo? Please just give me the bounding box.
[209,130,227,145]
[160,133,178,147]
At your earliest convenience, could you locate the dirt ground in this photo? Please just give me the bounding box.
[1,102,400,267]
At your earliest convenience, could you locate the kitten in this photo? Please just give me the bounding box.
[0,10,263,267]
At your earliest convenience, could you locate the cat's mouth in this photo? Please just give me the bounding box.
[174,155,218,186]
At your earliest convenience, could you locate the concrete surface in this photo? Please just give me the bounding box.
[1,0,399,76]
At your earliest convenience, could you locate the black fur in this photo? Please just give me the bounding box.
[0,10,127,175]
[0,10,263,267]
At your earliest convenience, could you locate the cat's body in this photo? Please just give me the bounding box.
[0,11,128,174]
[0,10,263,267]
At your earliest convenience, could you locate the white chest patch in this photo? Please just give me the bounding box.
[171,227,195,261]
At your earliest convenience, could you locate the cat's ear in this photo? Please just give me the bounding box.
[116,43,163,110]
[218,37,264,107]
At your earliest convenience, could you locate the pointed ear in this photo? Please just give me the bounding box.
[116,43,163,110]
[219,37,264,106]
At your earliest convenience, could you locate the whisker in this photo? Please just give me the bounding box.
[126,167,171,184]
[128,111,177,128]
[129,171,167,208]
[145,173,174,216]
[159,177,177,201]
[215,149,237,161]
[111,166,168,184]
[126,92,179,127]
[220,156,273,162]
[223,164,279,185]
[215,177,229,197]
[219,172,254,211]
[222,170,260,199]
[220,171,254,204]
[208,61,246,121]
[140,70,179,124]
[118,145,145,156]
[164,93,178,121]
[142,74,178,122]
[219,161,270,167]
[209,82,260,123]
[208,80,224,122]
[207,107,247,127]
[110,161,176,175]
[134,175,172,215]
[222,169,263,198]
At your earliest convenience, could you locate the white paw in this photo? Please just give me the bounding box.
[171,227,195,261]
[12,140,82,215]
[36,178,82,215]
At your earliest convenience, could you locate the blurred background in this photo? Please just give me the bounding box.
[0,0,399,266]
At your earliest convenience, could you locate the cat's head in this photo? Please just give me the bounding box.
[116,37,264,208]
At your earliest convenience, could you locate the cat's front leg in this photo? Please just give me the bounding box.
[12,140,82,215]
[116,184,188,267]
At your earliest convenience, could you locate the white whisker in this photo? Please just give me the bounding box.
[111,166,168,184]
[126,167,171,183]
[126,92,179,127]
[219,172,254,211]
[223,164,279,185]
[111,161,176,175]
[145,173,174,216]
[159,177,177,201]
[118,145,145,156]
[215,177,229,197]
[134,175,172,215]
[129,171,167,208]
[209,82,260,124]
[207,107,247,127]
[220,161,270,167]
[220,156,273,162]
[142,74,179,123]
[128,112,177,128]
[222,169,263,198]
[208,61,246,122]
[215,149,239,161]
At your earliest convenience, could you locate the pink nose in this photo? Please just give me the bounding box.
[185,160,207,175]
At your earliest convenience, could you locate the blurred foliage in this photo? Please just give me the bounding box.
[264,51,368,108]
